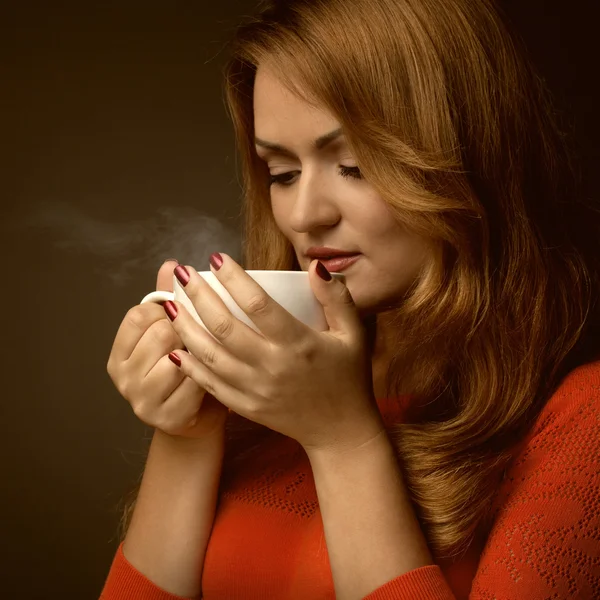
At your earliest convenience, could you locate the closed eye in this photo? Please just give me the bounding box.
[269,166,362,187]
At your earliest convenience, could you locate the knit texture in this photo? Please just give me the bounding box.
[100,361,600,599]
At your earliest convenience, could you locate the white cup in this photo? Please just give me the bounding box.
[140,270,345,341]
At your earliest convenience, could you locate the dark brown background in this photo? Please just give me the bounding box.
[0,1,597,598]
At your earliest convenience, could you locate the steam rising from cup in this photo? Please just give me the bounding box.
[16,201,242,285]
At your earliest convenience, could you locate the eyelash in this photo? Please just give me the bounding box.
[268,166,362,187]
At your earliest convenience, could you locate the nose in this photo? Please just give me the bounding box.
[288,167,341,234]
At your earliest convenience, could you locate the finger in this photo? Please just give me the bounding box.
[308,259,364,342]
[132,353,187,417]
[168,349,252,417]
[156,259,179,292]
[109,302,171,364]
[127,316,187,377]
[162,299,256,391]
[172,264,272,364]
[152,375,206,433]
[206,254,306,345]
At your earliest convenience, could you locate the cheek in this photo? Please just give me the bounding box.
[270,199,289,234]
[371,226,431,289]
[270,200,300,252]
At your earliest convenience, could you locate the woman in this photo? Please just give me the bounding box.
[101,0,600,598]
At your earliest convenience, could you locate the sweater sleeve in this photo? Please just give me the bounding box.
[363,365,600,600]
[99,541,199,600]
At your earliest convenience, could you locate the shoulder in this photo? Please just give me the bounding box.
[473,361,600,597]
[493,359,600,503]
[528,359,600,439]
[488,359,600,511]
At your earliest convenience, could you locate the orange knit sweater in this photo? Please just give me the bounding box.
[100,361,600,599]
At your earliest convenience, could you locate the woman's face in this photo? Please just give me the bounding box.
[253,65,430,315]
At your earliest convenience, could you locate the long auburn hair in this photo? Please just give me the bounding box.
[118,0,600,560]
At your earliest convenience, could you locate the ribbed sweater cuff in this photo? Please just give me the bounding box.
[362,565,456,600]
[99,541,197,600]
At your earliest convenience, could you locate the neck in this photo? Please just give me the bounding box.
[371,336,391,400]
[368,311,403,399]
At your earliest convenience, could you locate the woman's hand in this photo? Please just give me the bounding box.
[106,260,229,442]
[163,253,384,454]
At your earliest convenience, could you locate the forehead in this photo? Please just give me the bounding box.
[253,66,338,138]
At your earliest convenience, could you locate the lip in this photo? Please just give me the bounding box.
[305,247,358,259]
[316,254,361,273]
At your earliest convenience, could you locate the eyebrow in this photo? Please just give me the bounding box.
[254,127,344,157]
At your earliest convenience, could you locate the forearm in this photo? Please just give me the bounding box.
[122,428,225,599]
[306,431,434,600]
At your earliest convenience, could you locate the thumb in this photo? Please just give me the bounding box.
[309,259,363,340]
[156,259,179,292]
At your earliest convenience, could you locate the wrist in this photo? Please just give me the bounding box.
[304,421,388,465]
[153,427,225,456]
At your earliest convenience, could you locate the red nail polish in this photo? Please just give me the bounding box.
[164,300,178,321]
[168,351,181,367]
[315,261,332,281]
[174,265,190,286]
[210,252,223,271]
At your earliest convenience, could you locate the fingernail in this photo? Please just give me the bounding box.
[174,265,190,287]
[164,300,178,321]
[210,252,223,271]
[163,258,179,264]
[168,351,181,367]
[315,261,332,281]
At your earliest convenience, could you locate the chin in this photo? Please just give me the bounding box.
[353,288,408,318]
